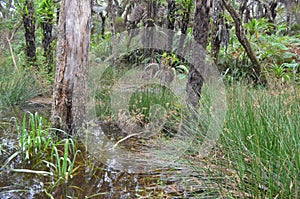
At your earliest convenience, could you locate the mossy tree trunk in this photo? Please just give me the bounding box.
[23,0,36,66]
[40,0,54,74]
[51,0,91,134]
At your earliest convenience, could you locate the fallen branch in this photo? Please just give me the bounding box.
[112,132,143,150]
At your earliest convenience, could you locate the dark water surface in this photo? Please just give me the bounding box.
[0,103,210,198]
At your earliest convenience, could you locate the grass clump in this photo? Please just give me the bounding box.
[0,67,39,107]
[1,112,81,186]
[223,85,299,198]
[129,85,181,127]
[190,85,299,198]
[44,138,81,182]
[19,112,53,160]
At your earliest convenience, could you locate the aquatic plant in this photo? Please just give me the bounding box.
[19,112,52,160]
[44,138,81,182]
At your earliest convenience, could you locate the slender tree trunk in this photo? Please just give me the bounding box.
[187,0,211,107]
[222,0,267,85]
[107,0,120,65]
[23,0,36,65]
[211,0,224,64]
[177,1,192,55]
[285,0,293,34]
[51,0,92,134]
[294,1,300,25]
[40,0,54,73]
[143,0,157,59]
[166,0,176,52]
[270,1,278,22]
[100,12,106,39]
[239,0,247,22]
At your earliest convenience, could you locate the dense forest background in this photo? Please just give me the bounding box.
[0,0,299,103]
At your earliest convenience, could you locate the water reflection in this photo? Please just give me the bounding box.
[0,103,208,198]
[0,105,156,198]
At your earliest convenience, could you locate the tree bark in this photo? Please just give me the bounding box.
[177,0,192,55]
[187,0,211,108]
[51,0,91,134]
[193,0,211,48]
[211,0,224,65]
[23,0,36,65]
[107,0,120,65]
[40,0,54,73]
[100,12,106,39]
[222,0,267,85]
[166,0,176,52]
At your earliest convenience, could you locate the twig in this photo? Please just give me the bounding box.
[6,36,18,72]
[6,22,22,73]
[112,132,143,149]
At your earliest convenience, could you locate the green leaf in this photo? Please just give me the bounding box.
[175,65,189,74]
[273,43,289,51]
[283,52,297,59]
[282,62,299,68]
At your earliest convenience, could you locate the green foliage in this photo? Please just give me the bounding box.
[187,85,299,198]
[0,67,39,107]
[220,85,299,198]
[90,35,113,62]
[19,112,52,160]
[92,65,115,118]
[129,85,181,126]
[44,138,80,182]
[225,86,299,198]
[219,18,300,85]
[36,0,55,24]
[2,112,80,187]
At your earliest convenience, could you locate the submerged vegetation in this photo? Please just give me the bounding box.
[0,112,81,197]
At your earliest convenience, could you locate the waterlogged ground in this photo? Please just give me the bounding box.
[0,102,217,199]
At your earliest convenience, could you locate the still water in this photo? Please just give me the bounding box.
[0,102,215,198]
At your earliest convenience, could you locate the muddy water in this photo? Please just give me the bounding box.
[0,103,214,198]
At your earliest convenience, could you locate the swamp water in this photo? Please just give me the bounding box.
[0,101,218,199]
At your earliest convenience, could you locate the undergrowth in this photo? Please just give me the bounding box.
[189,84,299,198]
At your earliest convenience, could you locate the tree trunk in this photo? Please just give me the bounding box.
[187,0,211,108]
[23,0,36,65]
[166,0,176,52]
[142,0,157,60]
[222,0,267,85]
[107,0,119,65]
[51,0,91,134]
[211,0,224,64]
[100,12,106,39]
[40,0,54,73]
[193,0,211,47]
[177,0,192,55]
